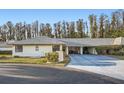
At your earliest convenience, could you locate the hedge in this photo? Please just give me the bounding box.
[0,51,12,54]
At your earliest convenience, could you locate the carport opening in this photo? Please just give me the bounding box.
[83,47,97,55]
[68,46,97,55]
[69,46,80,54]
[83,47,90,54]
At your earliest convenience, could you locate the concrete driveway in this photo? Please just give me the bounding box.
[67,54,124,80]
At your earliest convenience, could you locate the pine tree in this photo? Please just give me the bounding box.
[76,19,84,38]
[89,15,94,38]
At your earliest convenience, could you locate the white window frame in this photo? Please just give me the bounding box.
[15,45,23,52]
[35,45,39,51]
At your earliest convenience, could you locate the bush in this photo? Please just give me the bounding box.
[0,51,12,55]
[46,52,58,63]
[14,56,20,58]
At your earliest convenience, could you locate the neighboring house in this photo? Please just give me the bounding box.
[8,36,124,61]
[0,42,13,52]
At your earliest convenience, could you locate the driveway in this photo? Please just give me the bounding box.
[0,64,123,83]
[67,54,124,80]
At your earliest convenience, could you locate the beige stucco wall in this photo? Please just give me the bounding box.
[113,37,122,45]
[12,45,53,57]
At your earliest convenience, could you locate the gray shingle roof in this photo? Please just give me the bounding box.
[9,36,65,45]
[0,42,12,48]
[59,38,115,46]
[8,36,124,46]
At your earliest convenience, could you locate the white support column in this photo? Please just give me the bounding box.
[93,48,97,54]
[80,46,83,54]
[60,45,63,51]
[66,46,69,55]
[93,48,95,54]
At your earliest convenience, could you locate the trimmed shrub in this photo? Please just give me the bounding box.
[14,56,20,58]
[0,51,12,55]
[46,52,58,63]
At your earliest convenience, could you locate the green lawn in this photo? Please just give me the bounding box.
[0,56,45,64]
[0,54,12,57]
[0,54,67,66]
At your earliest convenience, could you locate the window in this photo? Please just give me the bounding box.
[35,45,39,51]
[15,45,23,52]
[53,45,60,51]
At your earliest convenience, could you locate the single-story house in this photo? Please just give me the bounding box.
[8,36,65,61]
[8,36,124,61]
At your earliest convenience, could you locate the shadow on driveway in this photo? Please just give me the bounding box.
[0,64,124,84]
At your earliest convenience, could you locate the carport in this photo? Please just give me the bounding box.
[63,39,98,55]
[68,46,80,54]
[65,43,97,55]
[65,41,84,55]
[59,37,117,55]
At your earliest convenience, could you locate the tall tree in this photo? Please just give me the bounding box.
[76,19,84,38]
[54,23,57,38]
[111,12,116,31]
[122,11,124,27]
[57,22,62,38]
[6,21,14,40]
[66,22,70,38]
[93,15,98,38]
[70,21,75,38]
[26,24,31,39]
[98,14,107,38]
[84,21,89,37]
[62,21,66,38]
[89,15,94,38]
[104,19,111,37]
[45,23,52,37]
[0,25,7,41]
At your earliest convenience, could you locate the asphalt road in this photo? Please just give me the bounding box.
[0,64,123,84]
